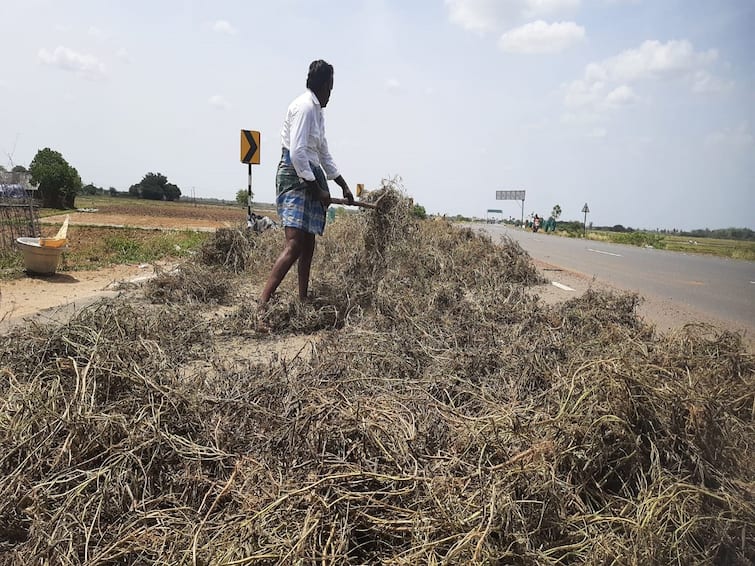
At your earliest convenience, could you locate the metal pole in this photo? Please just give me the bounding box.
[520,199,524,229]
[246,162,252,227]
[583,211,587,237]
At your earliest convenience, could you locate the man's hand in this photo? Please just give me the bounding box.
[342,186,354,204]
[317,189,331,208]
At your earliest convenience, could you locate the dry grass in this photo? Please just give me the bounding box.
[0,180,753,565]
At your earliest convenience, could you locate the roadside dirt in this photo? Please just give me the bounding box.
[531,258,754,349]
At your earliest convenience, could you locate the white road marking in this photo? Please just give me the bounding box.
[552,281,575,291]
[587,248,622,257]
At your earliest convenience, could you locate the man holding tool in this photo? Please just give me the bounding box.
[259,59,354,312]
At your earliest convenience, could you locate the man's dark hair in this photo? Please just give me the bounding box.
[306,60,334,91]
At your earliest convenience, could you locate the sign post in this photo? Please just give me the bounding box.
[496,190,526,227]
[240,129,261,227]
[581,203,590,237]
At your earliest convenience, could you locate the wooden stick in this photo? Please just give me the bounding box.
[330,197,378,210]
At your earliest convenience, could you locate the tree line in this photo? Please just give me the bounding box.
[4,147,182,209]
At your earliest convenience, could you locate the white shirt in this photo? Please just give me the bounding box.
[280,89,339,182]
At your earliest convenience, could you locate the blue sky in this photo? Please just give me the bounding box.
[1,0,753,230]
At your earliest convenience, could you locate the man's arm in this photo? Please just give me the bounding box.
[319,137,352,203]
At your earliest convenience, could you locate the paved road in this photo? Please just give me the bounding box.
[474,224,755,333]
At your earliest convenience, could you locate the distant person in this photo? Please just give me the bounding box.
[258,59,354,322]
[533,214,541,233]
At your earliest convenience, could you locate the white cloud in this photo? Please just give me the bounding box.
[88,26,109,41]
[208,95,230,110]
[498,20,585,53]
[564,39,722,115]
[38,46,107,79]
[706,123,753,149]
[446,0,579,34]
[691,70,733,94]
[385,78,402,93]
[598,40,717,83]
[211,20,237,35]
[446,0,504,34]
[604,84,638,107]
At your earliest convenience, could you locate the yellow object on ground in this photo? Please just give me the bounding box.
[40,215,69,248]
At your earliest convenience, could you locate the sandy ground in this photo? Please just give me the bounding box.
[0,264,157,325]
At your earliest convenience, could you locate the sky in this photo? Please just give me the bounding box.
[1,0,754,231]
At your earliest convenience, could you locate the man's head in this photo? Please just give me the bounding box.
[306,60,334,107]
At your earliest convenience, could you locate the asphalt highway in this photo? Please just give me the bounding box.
[475,223,755,335]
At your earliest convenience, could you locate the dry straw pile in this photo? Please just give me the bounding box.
[1,180,753,564]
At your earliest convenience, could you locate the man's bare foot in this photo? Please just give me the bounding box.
[255,303,271,334]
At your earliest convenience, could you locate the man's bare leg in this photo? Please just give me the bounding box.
[297,233,316,301]
[259,227,307,305]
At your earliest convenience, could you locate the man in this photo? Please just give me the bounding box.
[259,60,353,313]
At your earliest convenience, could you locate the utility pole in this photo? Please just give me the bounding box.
[582,203,590,237]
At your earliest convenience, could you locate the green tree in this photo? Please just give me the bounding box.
[140,172,168,200]
[411,203,427,220]
[11,165,27,173]
[236,189,253,206]
[551,204,562,220]
[163,182,181,201]
[131,172,182,201]
[80,183,103,195]
[29,147,82,209]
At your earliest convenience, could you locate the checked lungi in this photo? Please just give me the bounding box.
[276,148,330,236]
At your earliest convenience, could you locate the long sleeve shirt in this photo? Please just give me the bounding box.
[280,89,340,183]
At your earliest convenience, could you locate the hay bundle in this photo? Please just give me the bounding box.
[144,262,232,305]
[200,226,279,274]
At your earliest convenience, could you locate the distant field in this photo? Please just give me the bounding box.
[1,196,277,278]
[585,230,755,261]
[41,195,277,220]
[661,234,755,261]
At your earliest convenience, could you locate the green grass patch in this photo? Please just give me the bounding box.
[584,230,755,260]
[588,230,666,249]
[662,235,755,261]
[0,226,210,279]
